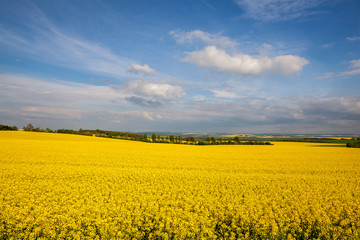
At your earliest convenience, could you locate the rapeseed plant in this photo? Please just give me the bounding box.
[0,131,359,239]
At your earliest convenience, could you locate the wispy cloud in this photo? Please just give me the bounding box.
[317,72,334,80]
[235,0,327,22]
[0,7,132,78]
[341,59,360,76]
[319,59,360,79]
[170,30,238,49]
[321,43,334,49]
[347,36,360,41]
[183,46,309,75]
[211,90,238,99]
[0,73,127,108]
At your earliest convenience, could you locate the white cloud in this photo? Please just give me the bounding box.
[0,72,186,118]
[211,90,238,99]
[125,80,185,99]
[143,111,155,121]
[349,59,360,69]
[170,30,237,49]
[318,59,360,79]
[347,36,360,41]
[183,46,308,75]
[193,95,207,102]
[235,0,327,22]
[341,59,360,76]
[2,74,360,133]
[128,64,156,75]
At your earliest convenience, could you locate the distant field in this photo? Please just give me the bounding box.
[1,131,360,239]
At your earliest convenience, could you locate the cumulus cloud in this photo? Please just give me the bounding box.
[235,0,327,22]
[211,90,238,99]
[170,30,237,49]
[125,80,184,99]
[347,36,360,41]
[127,64,156,75]
[183,46,308,75]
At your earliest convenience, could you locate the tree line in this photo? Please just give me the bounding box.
[21,124,273,145]
[3,123,274,146]
[346,139,360,148]
[0,124,18,131]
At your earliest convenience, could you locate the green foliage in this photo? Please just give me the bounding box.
[347,141,360,148]
[151,133,156,143]
[0,124,18,131]
[23,123,34,131]
[21,123,274,146]
[143,134,148,142]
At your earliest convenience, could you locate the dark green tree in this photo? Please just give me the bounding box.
[24,123,34,131]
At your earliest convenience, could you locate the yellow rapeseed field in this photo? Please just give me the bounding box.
[1,131,360,239]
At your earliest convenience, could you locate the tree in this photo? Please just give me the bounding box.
[0,124,18,131]
[24,123,34,131]
[152,133,156,143]
[169,135,175,143]
[234,136,240,144]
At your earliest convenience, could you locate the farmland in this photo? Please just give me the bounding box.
[1,131,360,239]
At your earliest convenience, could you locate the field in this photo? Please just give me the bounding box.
[1,131,360,239]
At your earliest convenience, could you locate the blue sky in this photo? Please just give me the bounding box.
[1,0,360,133]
